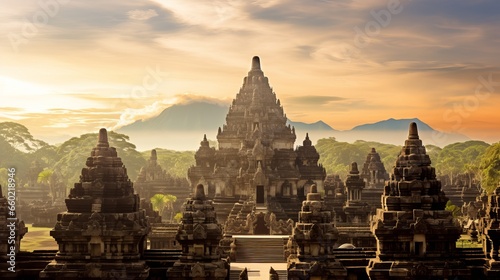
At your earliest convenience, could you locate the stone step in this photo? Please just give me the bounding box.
[234,236,287,263]
[230,263,287,280]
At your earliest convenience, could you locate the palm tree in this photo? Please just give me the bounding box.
[38,169,55,203]
[150,194,168,217]
[165,194,177,222]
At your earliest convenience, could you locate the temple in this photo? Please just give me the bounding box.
[367,122,470,279]
[188,56,326,222]
[167,184,229,279]
[40,129,150,279]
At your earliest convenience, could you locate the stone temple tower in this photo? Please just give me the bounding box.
[366,123,469,279]
[40,129,150,279]
[167,184,228,279]
[187,56,326,221]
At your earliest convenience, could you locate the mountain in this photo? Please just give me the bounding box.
[351,118,433,131]
[116,101,337,151]
[118,102,230,133]
[0,122,49,153]
[332,118,470,147]
[287,120,336,131]
[115,102,472,150]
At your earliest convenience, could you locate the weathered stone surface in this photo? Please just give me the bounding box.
[40,128,150,279]
[167,184,228,280]
[187,57,326,222]
[287,184,347,279]
[366,122,469,280]
[480,182,500,279]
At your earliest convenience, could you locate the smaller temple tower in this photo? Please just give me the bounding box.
[360,148,388,188]
[40,129,150,279]
[343,162,370,224]
[367,123,468,280]
[167,184,228,280]
[287,184,346,279]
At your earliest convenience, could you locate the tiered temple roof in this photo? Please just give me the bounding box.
[40,129,150,279]
[367,123,468,279]
[188,56,326,222]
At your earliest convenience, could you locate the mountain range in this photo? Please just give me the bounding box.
[116,101,470,150]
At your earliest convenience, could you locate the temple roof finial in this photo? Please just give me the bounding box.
[310,184,317,193]
[97,128,109,148]
[350,162,359,174]
[251,56,261,70]
[151,149,157,160]
[203,134,207,141]
[408,122,419,140]
[195,184,206,200]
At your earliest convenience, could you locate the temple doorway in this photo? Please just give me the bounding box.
[256,185,265,204]
[253,213,269,235]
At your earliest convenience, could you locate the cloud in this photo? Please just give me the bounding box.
[286,95,346,106]
[111,93,231,130]
[127,9,159,21]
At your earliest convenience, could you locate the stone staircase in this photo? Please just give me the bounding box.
[229,235,289,279]
[233,235,288,263]
[229,264,287,280]
[272,197,303,222]
[213,196,242,223]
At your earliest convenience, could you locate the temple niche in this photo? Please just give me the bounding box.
[188,56,326,222]
[40,129,150,279]
[367,123,469,279]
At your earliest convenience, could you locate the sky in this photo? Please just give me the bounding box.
[0,0,499,146]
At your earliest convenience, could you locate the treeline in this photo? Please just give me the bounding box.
[1,121,499,195]
[0,122,193,195]
[316,137,500,193]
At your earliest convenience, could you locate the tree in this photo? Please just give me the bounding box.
[0,168,7,196]
[174,212,183,223]
[435,141,489,186]
[149,193,178,221]
[150,194,168,217]
[480,143,500,194]
[38,168,56,203]
[164,194,177,222]
[445,200,461,217]
[53,131,146,188]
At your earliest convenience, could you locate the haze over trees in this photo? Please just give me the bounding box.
[0,121,498,195]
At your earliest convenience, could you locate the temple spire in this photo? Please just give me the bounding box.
[97,128,109,148]
[251,56,261,70]
[408,122,419,139]
[151,149,157,161]
[350,162,359,174]
[195,183,206,200]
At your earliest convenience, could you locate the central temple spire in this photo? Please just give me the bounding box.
[251,56,261,70]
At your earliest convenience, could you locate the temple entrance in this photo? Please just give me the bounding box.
[297,186,305,199]
[256,185,265,204]
[253,213,269,235]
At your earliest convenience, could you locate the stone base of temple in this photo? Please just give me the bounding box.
[366,259,473,280]
[167,260,229,280]
[486,259,500,279]
[39,261,150,279]
[287,256,347,280]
